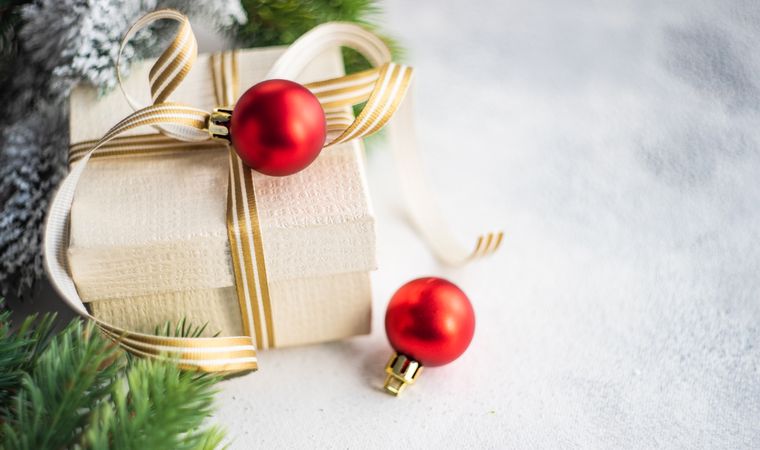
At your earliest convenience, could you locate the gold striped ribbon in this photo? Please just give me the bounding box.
[46,9,502,373]
[211,51,275,349]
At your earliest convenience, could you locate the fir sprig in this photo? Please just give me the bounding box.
[155,317,214,339]
[84,360,224,450]
[0,309,227,450]
[1,320,123,450]
[0,309,56,406]
[235,0,402,73]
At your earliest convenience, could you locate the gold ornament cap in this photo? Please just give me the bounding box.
[207,107,233,140]
[383,352,423,396]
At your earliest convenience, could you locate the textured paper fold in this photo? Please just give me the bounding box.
[67,46,376,346]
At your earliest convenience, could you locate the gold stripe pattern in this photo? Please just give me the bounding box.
[69,134,226,165]
[149,18,197,103]
[302,63,414,146]
[471,231,504,259]
[212,51,276,349]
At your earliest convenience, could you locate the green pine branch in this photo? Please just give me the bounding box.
[0,307,227,450]
[155,317,215,339]
[235,0,403,73]
[1,320,123,450]
[0,309,57,406]
[84,360,224,450]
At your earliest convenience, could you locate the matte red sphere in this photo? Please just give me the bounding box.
[385,277,475,367]
[231,79,326,176]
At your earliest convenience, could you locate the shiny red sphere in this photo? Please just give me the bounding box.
[385,277,475,367]
[231,79,326,176]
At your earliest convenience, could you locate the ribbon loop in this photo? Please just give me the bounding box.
[266,22,392,79]
[117,9,207,142]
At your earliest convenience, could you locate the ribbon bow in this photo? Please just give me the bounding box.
[44,10,502,373]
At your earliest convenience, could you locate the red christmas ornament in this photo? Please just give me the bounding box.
[383,277,475,395]
[230,79,326,176]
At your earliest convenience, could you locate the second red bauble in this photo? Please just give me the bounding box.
[231,79,326,176]
[385,277,475,367]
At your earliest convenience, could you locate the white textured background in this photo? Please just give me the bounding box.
[214,0,760,447]
[23,0,760,448]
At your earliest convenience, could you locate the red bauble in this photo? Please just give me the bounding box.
[385,277,475,367]
[230,79,326,176]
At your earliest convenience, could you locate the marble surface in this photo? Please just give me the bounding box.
[22,0,760,448]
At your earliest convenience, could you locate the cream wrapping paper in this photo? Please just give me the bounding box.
[67,46,376,347]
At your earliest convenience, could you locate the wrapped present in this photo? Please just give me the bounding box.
[67,45,375,348]
[44,10,501,373]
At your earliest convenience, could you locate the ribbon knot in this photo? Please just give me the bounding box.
[111,10,414,150]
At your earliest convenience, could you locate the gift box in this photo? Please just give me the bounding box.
[66,45,376,348]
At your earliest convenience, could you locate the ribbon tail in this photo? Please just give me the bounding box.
[387,83,504,265]
[280,22,503,266]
